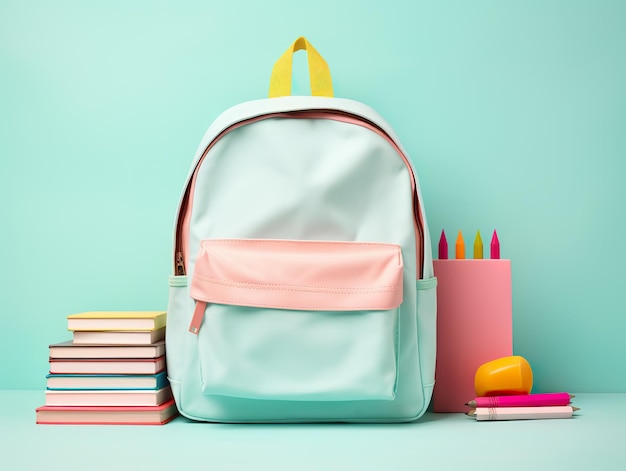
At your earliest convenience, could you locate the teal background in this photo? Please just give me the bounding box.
[1,0,624,391]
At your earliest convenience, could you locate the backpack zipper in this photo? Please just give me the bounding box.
[175,251,185,276]
[174,110,425,279]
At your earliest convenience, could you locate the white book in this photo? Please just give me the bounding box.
[72,328,165,345]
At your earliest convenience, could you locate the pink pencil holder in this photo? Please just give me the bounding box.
[432,259,512,412]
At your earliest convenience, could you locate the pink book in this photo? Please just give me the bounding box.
[49,356,166,375]
[49,340,165,359]
[36,399,179,425]
[432,259,512,412]
[45,386,173,407]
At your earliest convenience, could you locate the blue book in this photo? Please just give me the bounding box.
[46,371,169,390]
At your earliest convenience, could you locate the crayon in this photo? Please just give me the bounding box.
[466,392,574,408]
[473,230,483,259]
[438,229,448,259]
[455,231,465,259]
[467,406,579,421]
[490,229,500,259]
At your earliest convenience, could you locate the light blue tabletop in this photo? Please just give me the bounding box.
[2,391,624,470]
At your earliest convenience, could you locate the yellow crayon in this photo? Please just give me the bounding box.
[455,230,465,259]
[474,230,483,259]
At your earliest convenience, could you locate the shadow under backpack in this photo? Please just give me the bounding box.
[165,37,438,423]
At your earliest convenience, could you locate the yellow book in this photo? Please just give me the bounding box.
[67,311,167,332]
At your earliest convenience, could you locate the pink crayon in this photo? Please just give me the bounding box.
[466,392,573,408]
[438,229,448,259]
[490,229,500,259]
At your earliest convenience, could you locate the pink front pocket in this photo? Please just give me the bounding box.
[188,239,404,333]
[188,239,404,401]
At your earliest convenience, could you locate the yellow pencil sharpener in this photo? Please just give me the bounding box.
[474,355,533,397]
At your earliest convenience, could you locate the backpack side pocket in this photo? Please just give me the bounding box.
[165,275,191,401]
[416,277,437,395]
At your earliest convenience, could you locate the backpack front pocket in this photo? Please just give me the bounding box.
[189,239,403,402]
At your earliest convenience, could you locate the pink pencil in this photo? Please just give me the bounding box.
[467,406,579,421]
[466,392,573,408]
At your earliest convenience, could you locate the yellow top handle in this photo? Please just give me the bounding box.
[268,37,334,98]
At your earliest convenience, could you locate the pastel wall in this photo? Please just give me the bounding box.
[2,0,625,391]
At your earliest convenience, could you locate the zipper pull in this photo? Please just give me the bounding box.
[189,301,207,334]
[176,252,186,276]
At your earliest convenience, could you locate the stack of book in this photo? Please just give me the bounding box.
[36,311,178,425]
[465,392,578,421]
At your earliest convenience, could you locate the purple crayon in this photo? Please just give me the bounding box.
[438,229,448,259]
[490,230,500,259]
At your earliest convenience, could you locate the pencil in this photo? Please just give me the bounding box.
[438,229,448,259]
[466,392,574,408]
[473,230,483,259]
[490,229,500,259]
[455,230,465,259]
[466,406,580,421]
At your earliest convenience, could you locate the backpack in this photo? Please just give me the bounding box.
[166,37,437,423]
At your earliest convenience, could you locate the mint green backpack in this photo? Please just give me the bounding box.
[166,37,437,422]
